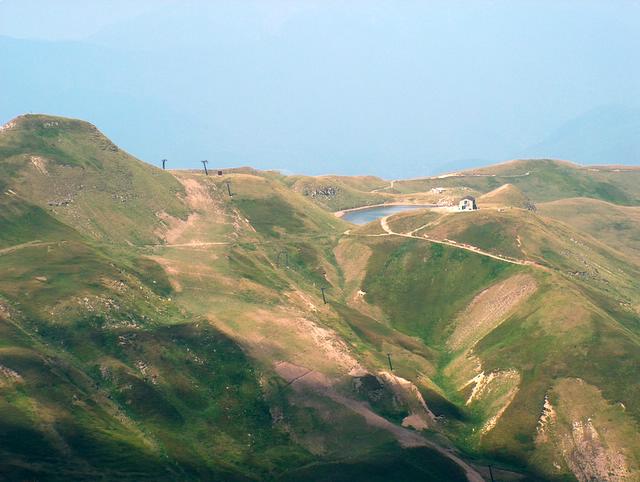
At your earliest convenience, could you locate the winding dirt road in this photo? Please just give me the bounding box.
[276,361,485,482]
[379,216,542,268]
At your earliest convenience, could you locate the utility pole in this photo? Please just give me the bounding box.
[226,181,233,197]
[201,160,209,175]
[320,287,327,304]
[387,353,394,371]
[488,465,495,482]
[162,159,167,170]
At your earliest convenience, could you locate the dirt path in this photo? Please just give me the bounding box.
[277,362,485,482]
[375,171,533,186]
[325,386,485,482]
[147,241,231,248]
[379,216,542,268]
[0,240,55,256]
[370,179,395,193]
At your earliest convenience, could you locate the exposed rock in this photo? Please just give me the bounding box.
[0,120,16,131]
[30,155,49,175]
[303,186,339,199]
[536,394,557,442]
[462,366,520,435]
[48,199,73,207]
[563,418,630,481]
[0,365,23,384]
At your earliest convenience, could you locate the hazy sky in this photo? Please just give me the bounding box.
[1,0,639,177]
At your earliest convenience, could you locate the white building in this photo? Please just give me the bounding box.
[458,196,477,211]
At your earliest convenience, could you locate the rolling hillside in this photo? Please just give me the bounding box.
[538,197,640,264]
[0,115,474,481]
[1,114,639,481]
[0,114,189,244]
[360,204,640,480]
[392,159,640,206]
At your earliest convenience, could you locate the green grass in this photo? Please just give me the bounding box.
[0,198,314,480]
[455,220,524,259]
[0,114,189,245]
[278,446,468,482]
[362,237,518,345]
[3,115,640,481]
[393,159,640,206]
[386,209,440,234]
[467,279,640,468]
[286,175,389,211]
[0,196,81,248]
[333,304,433,359]
[538,197,640,264]
[234,197,306,238]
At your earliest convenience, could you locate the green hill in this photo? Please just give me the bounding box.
[0,115,473,480]
[0,197,310,480]
[392,159,640,205]
[538,197,640,264]
[0,114,188,244]
[348,202,640,479]
[285,175,388,212]
[477,183,533,209]
[2,114,640,481]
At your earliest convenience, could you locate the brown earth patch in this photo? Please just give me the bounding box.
[378,370,437,429]
[179,177,218,211]
[334,239,372,287]
[448,274,537,351]
[334,239,385,319]
[209,308,363,378]
[30,155,49,175]
[157,174,242,244]
[533,378,638,481]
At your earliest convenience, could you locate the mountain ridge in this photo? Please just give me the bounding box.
[1,113,639,481]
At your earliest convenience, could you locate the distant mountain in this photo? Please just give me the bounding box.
[392,158,640,205]
[522,105,640,165]
[430,158,495,176]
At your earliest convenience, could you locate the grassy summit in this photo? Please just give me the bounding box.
[0,114,188,244]
[1,114,639,481]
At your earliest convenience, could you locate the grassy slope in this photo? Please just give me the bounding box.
[283,174,461,212]
[0,196,313,480]
[392,159,640,205]
[390,207,640,305]
[3,114,640,481]
[0,114,189,244]
[473,276,640,476]
[154,165,640,480]
[133,173,482,478]
[538,197,640,264]
[284,175,389,211]
[361,237,519,345]
[350,204,640,479]
[477,183,532,209]
[279,446,468,482]
[0,117,467,479]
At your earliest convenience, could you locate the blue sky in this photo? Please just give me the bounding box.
[1,0,639,177]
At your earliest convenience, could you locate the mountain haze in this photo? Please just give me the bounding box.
[2,0,639,177]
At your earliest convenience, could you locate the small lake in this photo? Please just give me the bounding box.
[341,205,435,225]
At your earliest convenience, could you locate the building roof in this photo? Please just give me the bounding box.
[461,195,476,201]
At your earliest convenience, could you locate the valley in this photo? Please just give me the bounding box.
[1,114,639,481]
